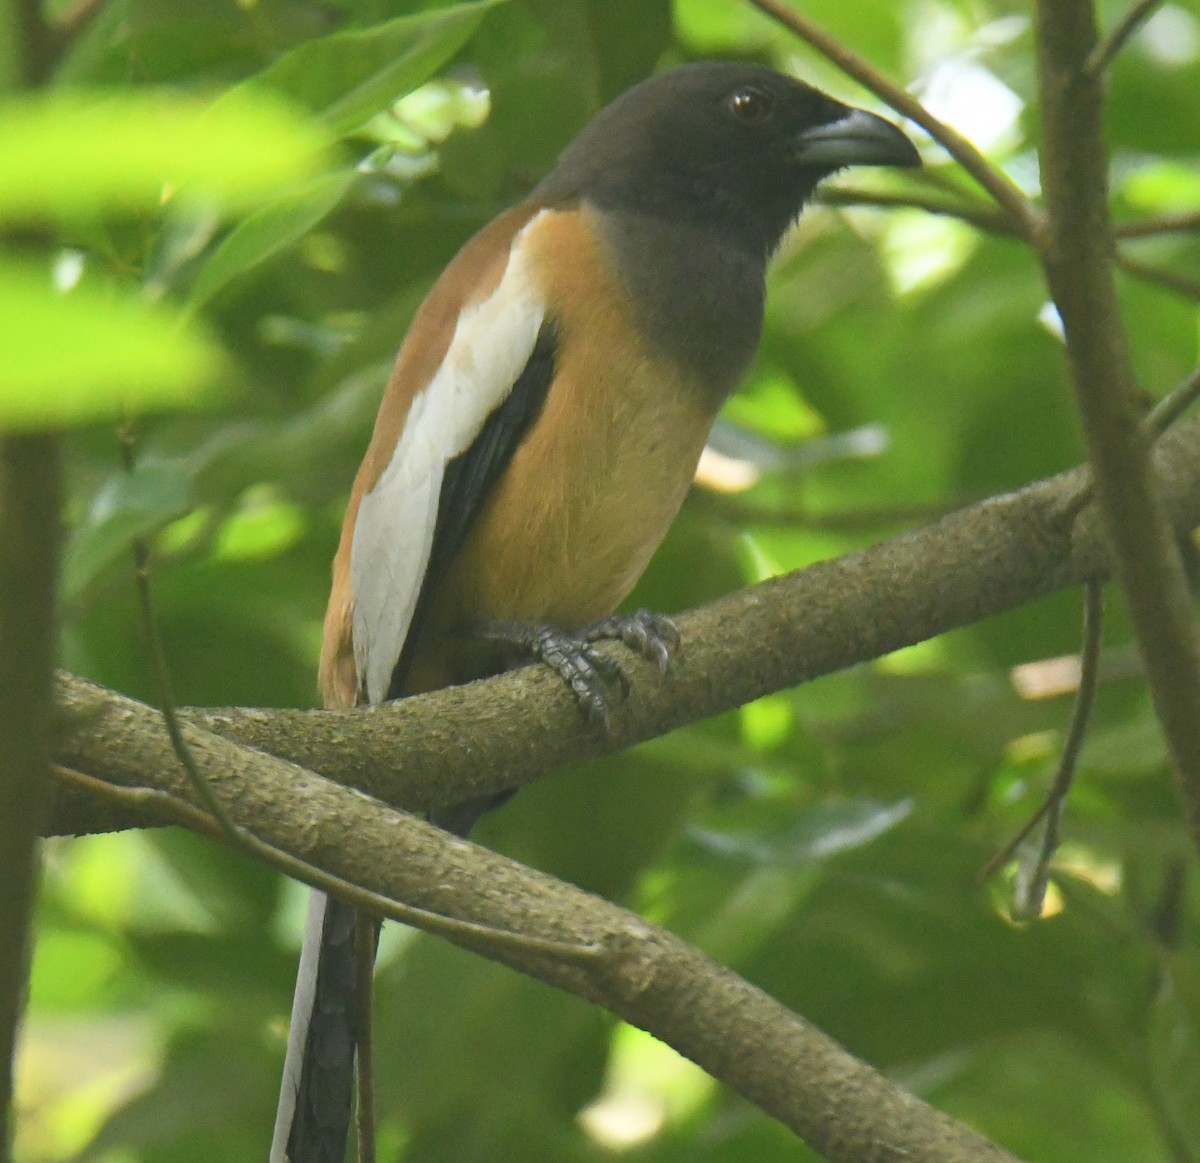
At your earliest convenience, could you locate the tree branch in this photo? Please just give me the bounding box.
[1114,210,1200,239]
[744,0,1043,241]
[1084,0,1165,75]
[48,412,1200,837]
[54,684,1022,1163]
[817,185,1021,237]
[1116,253,1200,301]
[816,188,1200,306]
[0,434,62,1152]
[57,0,108,44]
[1035,0,1200,850]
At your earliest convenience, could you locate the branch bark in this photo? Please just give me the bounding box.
[49,411,1200,1163]
[50,412,1200,837]
[55,681,1021,1163]
[0,435,62,1157]
[1035,0,1200,849]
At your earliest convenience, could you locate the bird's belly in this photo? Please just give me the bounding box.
[399,349,716,696]
[400,203,731,693]
[463,354,714,625]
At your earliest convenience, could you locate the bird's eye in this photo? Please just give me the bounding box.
[727,87,774,126]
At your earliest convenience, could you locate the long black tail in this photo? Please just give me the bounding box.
[270,794,510,1162]
[270,892,375,1163]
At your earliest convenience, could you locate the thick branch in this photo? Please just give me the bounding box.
[0,435,62,1153]
[1035,1,1200,847]
[50,413,1200,835]
[55,686,1020,1163]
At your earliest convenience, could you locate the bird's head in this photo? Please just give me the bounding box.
[537,61,920,256]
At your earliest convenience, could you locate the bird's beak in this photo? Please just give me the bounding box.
[792,107,920,170]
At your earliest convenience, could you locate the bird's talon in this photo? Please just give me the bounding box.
[583,643,630,694]
[478,611,674,722]
[584,609,680,671]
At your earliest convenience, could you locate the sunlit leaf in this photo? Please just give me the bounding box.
[236,1,504,137]
[0,88,330,222]
[26,929,123,1011]
[187,169,358,309]
[0,262,223,428]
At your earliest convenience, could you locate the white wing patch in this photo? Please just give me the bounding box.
[350,213,549,705]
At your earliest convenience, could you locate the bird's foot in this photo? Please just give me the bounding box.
[581,609,680,671]
[480,610,679,725]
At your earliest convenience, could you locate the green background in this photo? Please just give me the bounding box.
[7,0,1200,1159]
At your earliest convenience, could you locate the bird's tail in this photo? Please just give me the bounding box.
[270,792,510,1161]
[270,891,374,1163]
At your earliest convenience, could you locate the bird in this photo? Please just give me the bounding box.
[270,59,919,1163]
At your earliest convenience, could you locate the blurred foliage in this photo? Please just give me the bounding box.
[6,0,1200,1160]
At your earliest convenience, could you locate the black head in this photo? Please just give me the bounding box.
[534,61,919,258]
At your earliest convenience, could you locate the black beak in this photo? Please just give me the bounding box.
[793,107,920,170]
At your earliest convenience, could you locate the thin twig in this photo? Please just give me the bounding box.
[1148,367,1200,436]
[1114,210,1200,239]
[1085,0,1166,75]
[1009,583,1104,913]
[51,764,606,966]
[57,0,108,42]
[744,0,1043,242]
[1117,253,1200,300]
[821,188,1200,251]
[984,582,1104,884]
[818,186,1020,237]
[118,424,246,845]
[982,363,1200,824]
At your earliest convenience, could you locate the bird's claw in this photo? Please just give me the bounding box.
[480,609,679,725]
[530,626,625,725]
[582,609,679,672]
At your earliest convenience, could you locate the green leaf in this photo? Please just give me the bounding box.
[0,88,330,222]
[26,927,123,1011]
[186,168,358,310]
[687,799,914,867]
[237,1,503,137]
[63,463,194,602]
[0,262,223,429]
